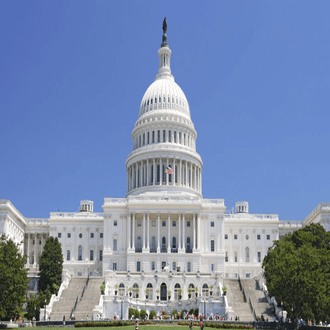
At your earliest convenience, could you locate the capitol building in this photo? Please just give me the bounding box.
[1,21,329,321]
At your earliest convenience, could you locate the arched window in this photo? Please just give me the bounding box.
[143,133,145,145]
[157,130,160,142]
[151,165,153,183]
[186,237,191,252]
[152,131,155,143]
[174,283,181,300]
[245,247,250,262]
[175,165,178,183]
[174,131,177,143]
[179,132,182,144]
[136,236,142,252]
[147,132,150,144]
[172,237,176,251]
[151,236,156,252]
[139,135,141,147]
[202,283,209,297]
[133,283,139,298]
[147,283,153,300]
[163,130,166,142]
[168,130,171,142]
[162,237,166,252]
[78,245,82,261]
[119,283,125,296]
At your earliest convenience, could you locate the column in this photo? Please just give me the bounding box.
[41,234,44,264]
[72,228,76,261]
[182,214,186,252]
[190,163,192,188]
[179,159,182,186]
[200,168,202,194]
[167,213,171,253]
[127,213,131,250]
[157,213,160,253]
[194,164,197,190]
[142,212,146,252]
[185,161,188,186]
[140,161,142,187]
[160,157,163,185]
[86,227,90,261]
[197,213,201,252]
[96,228,99,261]
[147,213,150,251]
[33,233,37,267]
[178,213,182,251]
[166,158,169,185]
[153,158,156,185]
[132,213,136,250]
[135,164,138,188]
[146,159,149,186]
[173,158,176,186]
[127,169,129,192]
[193,215,196,252]
[27,234,30,266]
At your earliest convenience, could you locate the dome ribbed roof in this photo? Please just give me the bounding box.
[139,78,190,119]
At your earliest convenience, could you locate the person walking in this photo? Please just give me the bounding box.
[135,320,139,330]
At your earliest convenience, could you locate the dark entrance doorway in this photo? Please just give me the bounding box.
[161,282,167,301]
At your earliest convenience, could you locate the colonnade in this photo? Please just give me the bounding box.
[24,233,48,267]
[133,127,195,151]
[127,157,202,194]
[127,212,201,254]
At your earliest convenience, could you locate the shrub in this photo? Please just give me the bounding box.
[149,310,156,320]
[134,309,140,319]
[129,308,135,318]
[140,309,146,319]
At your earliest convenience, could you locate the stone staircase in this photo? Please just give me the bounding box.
[223,279,254,321]
[50,278,86,321]
[72,278,104,320]
[240,279,275,320]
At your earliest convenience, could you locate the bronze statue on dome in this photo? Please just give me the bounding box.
[162,17,167,35]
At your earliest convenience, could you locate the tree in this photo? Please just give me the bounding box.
[149,310,156,320]
[0,235,29,320]
[38,237,63,300]
[263,224,330,323]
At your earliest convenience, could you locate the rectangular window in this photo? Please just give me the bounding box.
[225,251,228,262]
[187,262,191,272]
[246,273,251,278]
[257,234,261,240]
[137,261,141,272]
[172,221,176,227]
[90,250,94,261]
[99,250,103,261]
[114,220,117,226]
[90,233,94,238]
[234,234,237,240]
[162,221,166,227]
[211,264,215,272]
[225,234,228,239]
[138,220,141,227]
[267,235,270,240]
[113,262,117,271]
[162,261,166,269]
[187,221,191,227]
[151,261,155,270]
[258,251,261,262]
[67,250,70,261]
[100,233,103,238]
[67,233,71,238]
[58,233,61,238]
[211,240,215,252]
[234,251,238,262]
[152,221,156,227]
[113,239,117,251]
[172,262,176,271]
[211,221,214,227]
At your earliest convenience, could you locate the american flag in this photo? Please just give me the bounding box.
[165,166,173,174]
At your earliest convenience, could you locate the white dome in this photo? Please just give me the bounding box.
[139,77,190,119]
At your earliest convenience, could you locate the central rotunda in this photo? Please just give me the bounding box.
[126,23,203,197]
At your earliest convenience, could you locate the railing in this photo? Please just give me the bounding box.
[80,274,90,301]
[135,248,142,253]
[70,295,79,319]
[238,276,247,302]
[249,297,257,320]
[150,248,157,253]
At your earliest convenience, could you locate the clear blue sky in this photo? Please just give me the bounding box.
[1,1,329,220]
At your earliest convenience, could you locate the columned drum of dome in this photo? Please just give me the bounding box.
[126,23,203,197]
